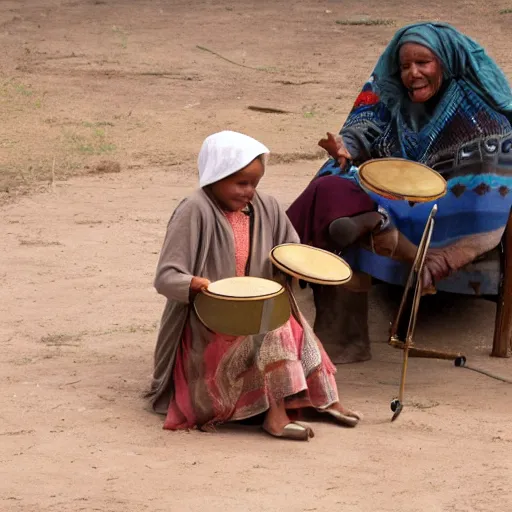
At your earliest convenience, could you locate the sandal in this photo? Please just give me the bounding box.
[263,421,315,441]
[317,408,362,428]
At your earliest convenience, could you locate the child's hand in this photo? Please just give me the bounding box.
[190,276,211,296]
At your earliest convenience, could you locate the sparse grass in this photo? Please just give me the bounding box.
[13,83,33,96]
[100,323,159,335]
[37,326,156,352]
[0,160,83,199]
[112,25,128,49]
[82,121,115,128]
[0,114,120,202]
[256,66,279,73]
[0,138,19,148]
[410,400,440,409]
[40,334,82,347]
[11,357,35,366]
[335,18,395,26]
[1,80,46,109]
[19,239,62,247]
[302,104,320,119]
[64,124,117,156]
[127,324,156,333]
[74,219,103,225]
[499,8,512,14]
[269,150,326,164]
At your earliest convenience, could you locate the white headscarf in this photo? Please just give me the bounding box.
[198,130,270,188]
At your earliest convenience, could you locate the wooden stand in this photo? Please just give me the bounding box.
[492,207,512,358]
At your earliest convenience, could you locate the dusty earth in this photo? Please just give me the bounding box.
[1,1,512,511]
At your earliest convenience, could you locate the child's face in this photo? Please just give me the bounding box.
[210,157,264,211]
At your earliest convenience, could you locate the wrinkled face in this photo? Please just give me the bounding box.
[399,43,443,103]
[210,157,264,212]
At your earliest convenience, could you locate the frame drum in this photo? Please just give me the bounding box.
[358,158,447,202]
[193,276,291,336]
[270,243,352,285]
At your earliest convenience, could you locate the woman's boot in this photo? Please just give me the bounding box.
[328,212,383,251]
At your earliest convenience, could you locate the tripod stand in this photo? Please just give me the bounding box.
[388,204,465,421]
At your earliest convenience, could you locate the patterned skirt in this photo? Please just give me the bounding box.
[164,313,339,430]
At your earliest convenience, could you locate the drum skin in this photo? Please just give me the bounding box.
[358,158,447,203]
[194,277,291,336]
[270,243,352,285]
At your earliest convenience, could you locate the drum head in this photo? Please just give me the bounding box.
[204,276,283,301]
[358,158,447,202]
[270,243,352,285]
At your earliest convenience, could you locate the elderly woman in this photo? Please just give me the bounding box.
[287,22,512,363]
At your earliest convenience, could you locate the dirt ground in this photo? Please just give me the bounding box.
[2,1,512,511]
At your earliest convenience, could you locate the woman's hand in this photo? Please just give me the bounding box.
[422,248,451,292]
[318,132,352,170]
[425,249,451,280]
[189,276,211,297]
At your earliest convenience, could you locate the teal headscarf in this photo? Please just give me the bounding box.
[373,22,512,120]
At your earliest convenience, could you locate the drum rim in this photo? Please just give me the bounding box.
[358,157,447,202]
[202,276,284,302]
[270,243,352,285]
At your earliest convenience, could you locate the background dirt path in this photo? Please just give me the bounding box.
[1,1,512,511]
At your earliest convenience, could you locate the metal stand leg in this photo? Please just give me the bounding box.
[388,204,465,422]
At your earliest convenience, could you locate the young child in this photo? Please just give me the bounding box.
[147,130,361,441]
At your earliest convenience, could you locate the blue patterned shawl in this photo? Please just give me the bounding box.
[316,22,512,294]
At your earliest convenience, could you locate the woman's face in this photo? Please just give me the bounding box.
[210,157,264,212]
[399,43,443,103]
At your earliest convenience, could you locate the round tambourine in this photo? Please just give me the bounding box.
[194,276,291,336]
[270,243,352,286]
[358,158,447,203]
